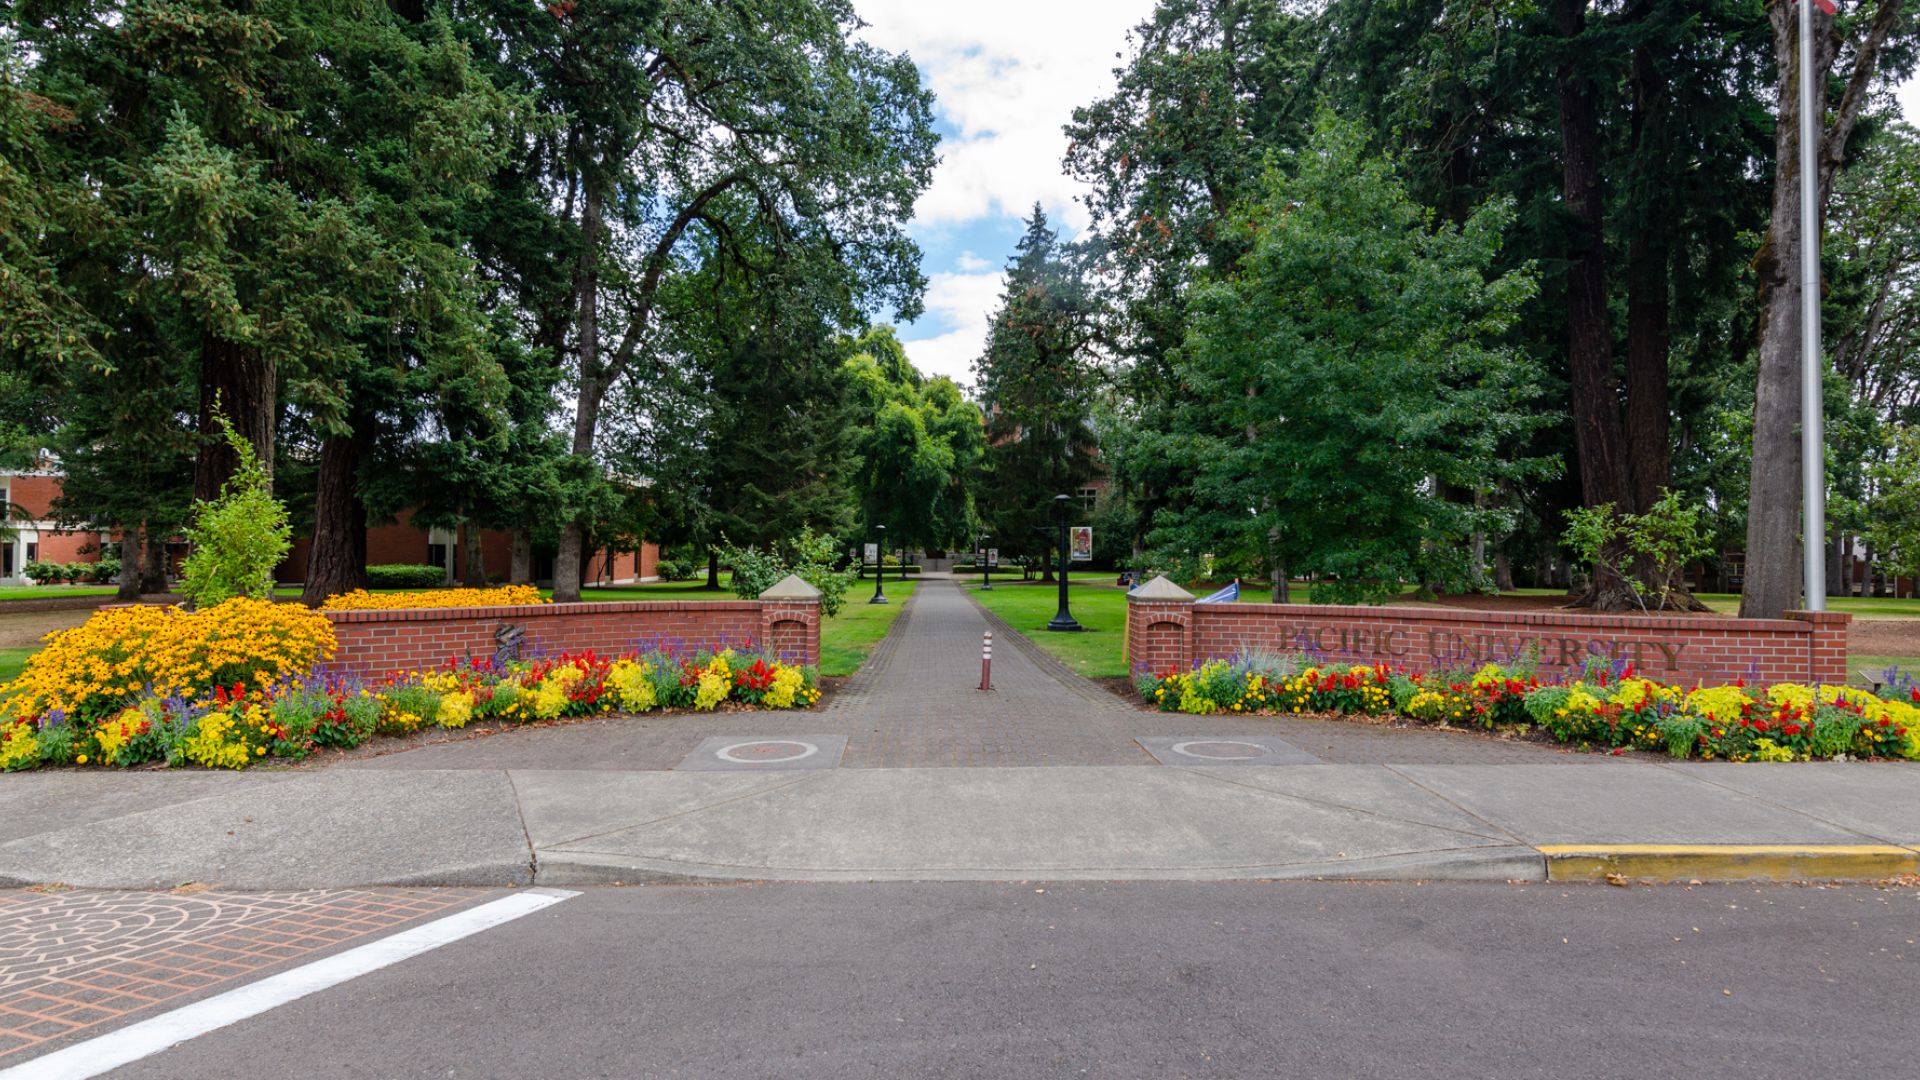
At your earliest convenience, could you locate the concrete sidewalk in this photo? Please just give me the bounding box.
[1,760,1915,889]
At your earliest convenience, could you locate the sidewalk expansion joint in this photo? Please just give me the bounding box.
[1643,759,1899,846]
[1174,767,1516,844]
[1381,764,1529,846]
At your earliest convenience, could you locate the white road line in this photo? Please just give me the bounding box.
[2,887,578,1080]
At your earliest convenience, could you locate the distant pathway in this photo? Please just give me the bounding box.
[830,578,1147,767]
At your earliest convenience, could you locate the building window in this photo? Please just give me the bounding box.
[427,543,449,569]
[1,544,12,577]
[25,542,38,564]
[1077,486,1100,510]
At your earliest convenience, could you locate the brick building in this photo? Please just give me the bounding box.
[0,466,114,583]
[1,467,659,588]
[277,514,658,586]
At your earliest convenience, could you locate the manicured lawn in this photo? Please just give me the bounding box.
[0,585,116,602]
[567,578,736,600]
[813,579,918,678]
[0,647,30,689]
[572,576,917,678]
[968,581,1132,679]
[1694,593,1920,620]
[1850,655,1920,684]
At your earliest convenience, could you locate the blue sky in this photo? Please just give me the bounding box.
[858,2,1920,389]
[857,1,1157,386]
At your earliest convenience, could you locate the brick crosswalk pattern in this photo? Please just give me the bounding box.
[0,888,485,1059]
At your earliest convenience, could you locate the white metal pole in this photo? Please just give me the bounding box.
[1799,0,1826,612]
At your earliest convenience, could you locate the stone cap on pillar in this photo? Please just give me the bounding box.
[1127,575,1195,602]
[759,574,822,601]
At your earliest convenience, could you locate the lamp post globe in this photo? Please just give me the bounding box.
[1046,494,1083,632]
[869,525,888,604]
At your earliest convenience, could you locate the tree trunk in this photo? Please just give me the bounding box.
[140,529,169,594]
[551,181,604,604]
[1829,530,1847,598]
[1554,0,1634,611]
[116,529,141,602]
[463,519,487,587]
[1623,35,1673,516]
[1493,551,1515,592]
[510,526,533,585]
[1742,3,1821,619]
[194,332,275,502]
[706,549,720,590]
[302,434,368,606]
[1270,564,1290,604]
[1743,0,1900,617]
[552,523,585,603]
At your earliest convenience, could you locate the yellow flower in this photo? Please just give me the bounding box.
[319,585,547,611]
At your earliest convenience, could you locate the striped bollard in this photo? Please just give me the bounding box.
[980,631,993,691]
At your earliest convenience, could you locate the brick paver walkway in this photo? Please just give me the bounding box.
[832,578,1149,767]
[0,888,485,1059]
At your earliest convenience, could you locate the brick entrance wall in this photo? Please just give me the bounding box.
[1126,589,1849,686]
[323,598,821,677]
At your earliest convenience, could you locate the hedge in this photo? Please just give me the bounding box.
[366,564,450,589]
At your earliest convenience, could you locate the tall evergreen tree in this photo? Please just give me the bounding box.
[974,206,1104,574]
[1150,118,1553,601]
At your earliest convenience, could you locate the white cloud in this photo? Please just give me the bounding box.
[899,270,1006,384]
[856,0,1157,231]
[1901,76,1920,124]
[954,251,992,273]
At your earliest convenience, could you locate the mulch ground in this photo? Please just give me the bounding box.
[0,610,96,650]
[1849,620,1920,662]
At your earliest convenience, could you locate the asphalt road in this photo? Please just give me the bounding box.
[94,880,1920,1079]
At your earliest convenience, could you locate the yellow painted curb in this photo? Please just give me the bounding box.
[1538,843,1920,883]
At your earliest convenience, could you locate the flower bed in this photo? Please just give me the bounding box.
[0,598,337,725]
[0,601,820,772]
[1138,655,1920,763]
[319,585,547,611]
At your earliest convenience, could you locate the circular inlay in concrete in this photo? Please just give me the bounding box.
[715,739,820,764]
[1169,739,1275,761]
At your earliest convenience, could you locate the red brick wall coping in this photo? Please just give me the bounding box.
[320,599,821,678]
[1125,593,1850,687]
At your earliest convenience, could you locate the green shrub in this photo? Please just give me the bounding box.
[180,414,292,609]
[21,561,61,585]
[654,558,696,582]
[719,527,857,617]
[366,564,448,589]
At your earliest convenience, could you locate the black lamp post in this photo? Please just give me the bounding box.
[869,524,888,604]
[978,533,992,591]
[1046,494,1083,632]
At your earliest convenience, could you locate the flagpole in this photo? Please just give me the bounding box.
[1799,0,1826,611]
